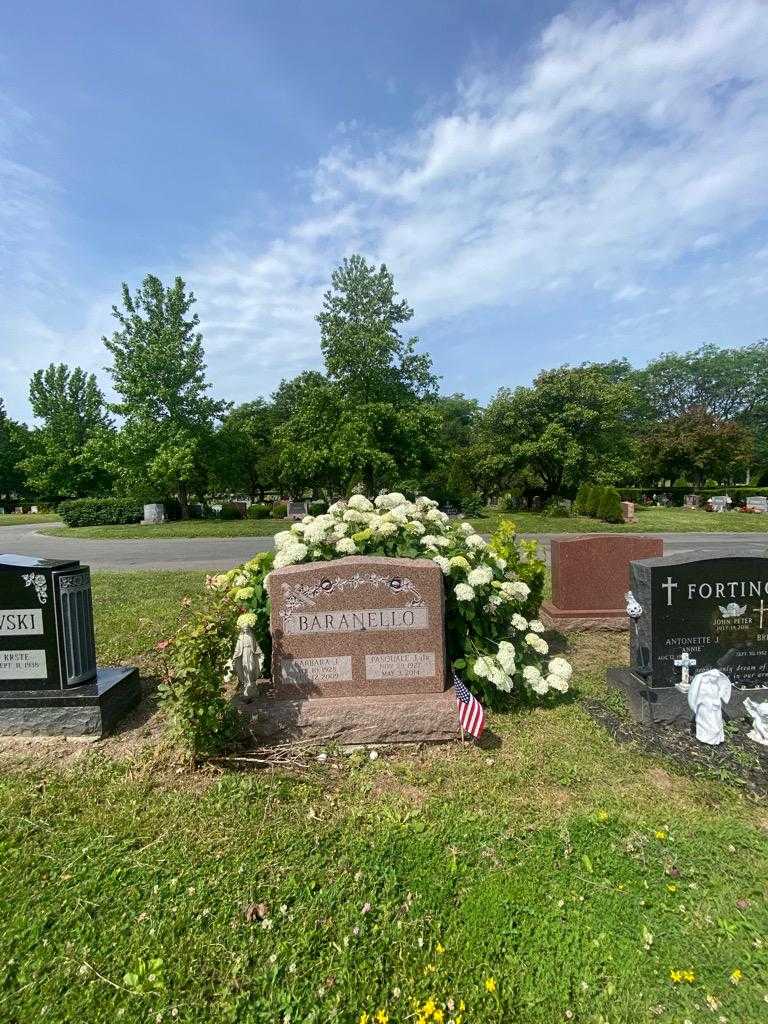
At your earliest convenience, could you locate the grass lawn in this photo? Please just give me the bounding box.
[469,506,768,534]
[41,518,288,539]
[40,506,768,541]
[0,513,59,527]
[2,573,768,1023]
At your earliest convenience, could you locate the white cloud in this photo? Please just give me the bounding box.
[185,0,768,394]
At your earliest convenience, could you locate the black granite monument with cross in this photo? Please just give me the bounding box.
[609,553,768,724]
[0,554,141,736]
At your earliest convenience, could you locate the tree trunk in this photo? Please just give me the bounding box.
[178,480,190,519]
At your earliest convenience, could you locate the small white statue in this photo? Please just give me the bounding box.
[687,669,732,745]
[625,591,643,619]
[230,625,264,700]
[743,698,768,747]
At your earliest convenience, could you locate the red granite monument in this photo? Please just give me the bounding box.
[239,556,459,744]
[541,535,663,630]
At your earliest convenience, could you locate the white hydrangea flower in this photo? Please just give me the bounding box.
[415,495,438,509]
[273,530,293,550]
[332,521,350,538]
[460,522,474,535]
[548,656,573,681]
[420,534,440,549]
[467,565,493,587]
[501,580,530,600]
[328,500,346,514]
[497,641,516,672]
[342,508,371,524]
[383,506,409,524]
[426,507,448,524]
[487,595,502,609]
[495,557,507,570]
[405,520,426,536]
[377,520,398,537]
[303,516,334,544]
[273,542,308,568]
[348,494,374,512]
[489,665,513,691]
[454,582,475,601]
[528,619,546,634]
[449,555,470,572]
[237,612,257,629]
[374,491,406,509]
[234,573,248,587]
[473,655,495,679]
[465,534,487,549]
[432,555,451,574]
[546,674,569,692]
[511,613,528,630]
[335,537,357,555]
[525,632,549,655]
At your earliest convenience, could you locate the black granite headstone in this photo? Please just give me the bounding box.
[0,553,141,735]
[630,553,768,688]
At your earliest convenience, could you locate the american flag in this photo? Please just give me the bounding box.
[454,673,485,739]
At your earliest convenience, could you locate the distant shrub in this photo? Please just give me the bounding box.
[246,503,271,519]
[219,502,243,520]
[573,483,592,515]
[543,497,572,518]
[308,500,328,516]
[672,477,693,489]
[704,478,719,489]
[460,495,484,517]
[597,486,624,523]
[271,501,288,519]
[585,484,604,518]
[58,497,143,527]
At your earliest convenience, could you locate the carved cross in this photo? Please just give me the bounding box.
[674,651,697,686]
[661,575,678,607]
[753,599,768,630]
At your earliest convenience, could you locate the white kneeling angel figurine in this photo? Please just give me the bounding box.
[743,698,768,747]
[687,668,732,745]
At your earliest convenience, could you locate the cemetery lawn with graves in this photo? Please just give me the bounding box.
[2,573,768,1023]
[0,512,59,527]
[39,506,768,541]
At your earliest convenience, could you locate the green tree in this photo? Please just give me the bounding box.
[596,486,623,523]
[21,364,114,501]
[476,366,638,498]
[212,400,279,500]
[0,398,29,505]
[276,256,441,495]
[104,275,228,516]
[640,408,753,484]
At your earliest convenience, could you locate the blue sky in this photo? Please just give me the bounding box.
[1,0,767,421]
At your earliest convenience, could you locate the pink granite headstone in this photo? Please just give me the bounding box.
[541,534,663,630]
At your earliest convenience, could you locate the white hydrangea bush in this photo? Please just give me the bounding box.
[269,492,572,705]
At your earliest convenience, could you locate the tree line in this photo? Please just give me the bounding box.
[1,254,766,516]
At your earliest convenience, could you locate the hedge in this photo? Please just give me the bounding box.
[271,502,288,519]
[58,497,144,527]
[246,503,271,520]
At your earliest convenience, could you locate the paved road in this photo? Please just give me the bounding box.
[1,523,767,571]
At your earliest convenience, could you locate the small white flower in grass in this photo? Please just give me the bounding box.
[335,537,357,555]
[348,494,374,512]
[511,612,528,630]
[525,632,549,655]
[432,555,451,574]
[528,619,546,634]
[497,641,516,672]
[467,565,494,587]
[454,582,475,601]
[548,657,573,681]
[465,533,486,549]
[237,612,257,629]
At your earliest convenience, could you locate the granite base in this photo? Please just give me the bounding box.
[236,686,460,745]
[541,601,628,632]
[0,667,141,737]
[607,667,768,726]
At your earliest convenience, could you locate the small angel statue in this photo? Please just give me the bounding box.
[230,624,264,700]
[687,668,732,745]
[743,698,768,747]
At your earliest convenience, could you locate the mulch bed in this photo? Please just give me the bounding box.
[584,698,768,797]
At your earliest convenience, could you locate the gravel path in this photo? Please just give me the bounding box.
[1,523,767,571]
